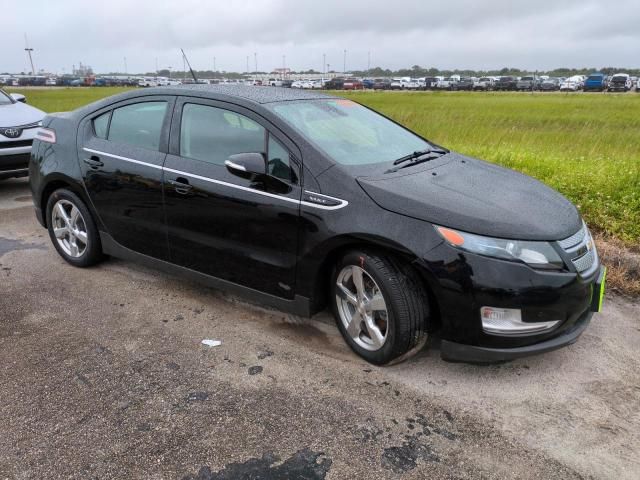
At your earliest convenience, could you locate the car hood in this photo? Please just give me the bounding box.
[356,153,582,241]
[0,101,46,128]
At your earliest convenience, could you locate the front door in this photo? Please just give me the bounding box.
[77,97,174,260]
[162,98,302,298]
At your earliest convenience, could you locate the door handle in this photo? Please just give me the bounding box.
[84,155,104,168]
[168,177,193,194]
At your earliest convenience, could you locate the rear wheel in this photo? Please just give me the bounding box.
[331,250,429,365]
[46,188,104,267]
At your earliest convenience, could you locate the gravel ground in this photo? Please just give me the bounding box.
[1,177,638,479]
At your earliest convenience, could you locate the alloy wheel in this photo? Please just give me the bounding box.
[335,265,389,351]
[51,199,88,258]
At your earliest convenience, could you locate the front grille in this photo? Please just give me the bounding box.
[558,223,598,276]
[573,249,596,273]
[0,139,32,149]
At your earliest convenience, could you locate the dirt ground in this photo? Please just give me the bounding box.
[1,177,638,479]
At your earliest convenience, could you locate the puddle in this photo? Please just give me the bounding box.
[0,237,46,257]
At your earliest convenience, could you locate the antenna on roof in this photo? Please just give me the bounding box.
[180,48,199,83]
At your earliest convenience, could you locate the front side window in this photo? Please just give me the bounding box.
[108,101,167,150]
[180,104,265,166]
[268,99,431,166]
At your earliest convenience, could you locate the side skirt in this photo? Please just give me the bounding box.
[100,232,312,317]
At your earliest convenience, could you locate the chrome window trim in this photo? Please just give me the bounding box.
[82,148,348,211]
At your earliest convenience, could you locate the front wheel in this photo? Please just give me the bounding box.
[46,188,104,267]
[331,250,429,365]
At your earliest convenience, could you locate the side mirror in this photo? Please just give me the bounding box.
[10,93,26,103]
[225,152,266,178]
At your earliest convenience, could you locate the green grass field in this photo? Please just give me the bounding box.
[9,87,640,246]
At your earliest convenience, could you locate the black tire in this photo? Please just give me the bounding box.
[330,250,429,365]
[46,188,104,268]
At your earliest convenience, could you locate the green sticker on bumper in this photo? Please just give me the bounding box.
[597,267,606,312]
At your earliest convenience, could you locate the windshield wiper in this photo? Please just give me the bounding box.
[385,147,447,173]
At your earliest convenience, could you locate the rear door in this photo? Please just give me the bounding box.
[162,97,302,297]
[77,96,175,260]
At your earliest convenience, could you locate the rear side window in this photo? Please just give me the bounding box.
[180,103,265,166]
[108,101,167,150]
[93,111,110,139]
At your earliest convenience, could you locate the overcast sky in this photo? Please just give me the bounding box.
[3,0,639,74]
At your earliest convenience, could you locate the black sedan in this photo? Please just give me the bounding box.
[29,85,605,365]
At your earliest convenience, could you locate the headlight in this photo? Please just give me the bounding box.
[435,226,564,270]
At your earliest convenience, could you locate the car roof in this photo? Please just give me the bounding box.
[71,84,339,119]
[164,84,336,104]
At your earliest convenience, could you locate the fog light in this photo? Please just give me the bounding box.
[480,307,559,336]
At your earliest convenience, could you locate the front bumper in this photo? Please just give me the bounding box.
[441,309,593,363]
[0,127,37,178]
[417,241,603,363]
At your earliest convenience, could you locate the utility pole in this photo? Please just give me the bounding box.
[254,52,257,74]
[213,56,216,73]
[367,51,371,75]
[24,34,35,75]
[246,56,249,75]
[155,57,158,73]
[323,53,326,76]
[123,57,127,74]
[343,49,347,74]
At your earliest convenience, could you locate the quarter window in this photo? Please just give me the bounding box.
[93,111,110,139]
[180,104,265,166]
[108,101,167,150]
[267,135,296,183]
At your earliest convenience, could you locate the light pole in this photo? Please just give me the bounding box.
[343,49,347,74]
[323,53,326,76]
[213,56,216,73]
[367,51,371,76]
[254,52,257,74]
[24,34,35,75]
[246,56,249,75]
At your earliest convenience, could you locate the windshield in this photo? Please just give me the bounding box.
[587,76,602,81]
[268,99,432,166]
[0,89,13,105]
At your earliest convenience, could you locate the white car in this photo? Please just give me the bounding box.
[436,76,460,90]
[560,75,584,92]
[291,80,305,88]
[473,77,495,91]
[0,89,46,180]
[608,73,632,92]
[302,80,323,89]
[637,79,640,92]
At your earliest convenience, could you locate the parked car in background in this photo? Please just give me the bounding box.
[584,73,608,92]
[361,79,375,89]
[0,89,46,180]
[323,77,344,90]
[343,78,364,90]
[494,76,518,91]
[30,85,605,365]
[372,78,391,90]
[302,80,323,90]
[422,77,442,90]
[560,76,584,92]
[436,77,459,90]
[608,73,632,92]
[291,80,305,89]
[637,78,640,92]
[473,77,495,91]
[540,78,561,91]
[516,76,540,91]
[451,77,474,91]
[268,79,283,87]
[390,77,409,90]
[281,80,293,88]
